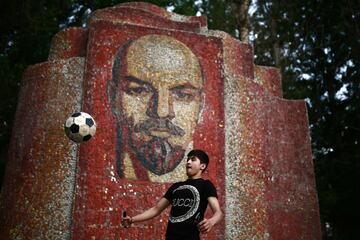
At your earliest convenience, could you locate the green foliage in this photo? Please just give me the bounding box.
[203,0,239,37]
[0,0,359,239]
[251,0,360,239]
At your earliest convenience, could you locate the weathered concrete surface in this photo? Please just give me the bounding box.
[0,58,84,239]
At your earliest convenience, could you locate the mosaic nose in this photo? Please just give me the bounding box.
[147,90,174,119]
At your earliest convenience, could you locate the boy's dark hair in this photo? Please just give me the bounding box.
[187,149,209,171]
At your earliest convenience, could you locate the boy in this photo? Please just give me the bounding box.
[121,149,223,240]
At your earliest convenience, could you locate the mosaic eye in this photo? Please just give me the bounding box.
[172,88,198,101]
[126,86,150,95]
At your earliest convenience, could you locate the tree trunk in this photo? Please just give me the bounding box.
[232,0,251,42]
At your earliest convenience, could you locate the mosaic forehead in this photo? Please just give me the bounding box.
[126,34,203,86]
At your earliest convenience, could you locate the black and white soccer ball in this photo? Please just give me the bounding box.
[64,112,96,143]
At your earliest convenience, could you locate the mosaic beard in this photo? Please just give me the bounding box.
[131,136,185,175]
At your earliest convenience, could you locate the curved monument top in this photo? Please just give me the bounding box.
[89,2,208,32]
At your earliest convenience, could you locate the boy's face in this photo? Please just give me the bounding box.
[186,156,206,178]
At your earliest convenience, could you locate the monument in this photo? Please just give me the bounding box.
[0,2,321,239]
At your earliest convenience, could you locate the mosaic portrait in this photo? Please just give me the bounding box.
[108,35,205,182]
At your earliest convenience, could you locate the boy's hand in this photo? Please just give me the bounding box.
[198,218,215,234]
[121,216,133,228]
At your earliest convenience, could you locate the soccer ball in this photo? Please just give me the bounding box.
[64,112,96,143]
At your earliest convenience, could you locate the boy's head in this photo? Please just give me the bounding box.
[187,149,209,172]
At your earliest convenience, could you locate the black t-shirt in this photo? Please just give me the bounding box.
[164,178,218,240]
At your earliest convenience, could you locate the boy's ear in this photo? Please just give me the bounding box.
[200,163,206,171]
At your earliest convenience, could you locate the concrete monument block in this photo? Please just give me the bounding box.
[0,2,321,239]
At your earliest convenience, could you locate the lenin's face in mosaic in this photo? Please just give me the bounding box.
[111,35,203,177]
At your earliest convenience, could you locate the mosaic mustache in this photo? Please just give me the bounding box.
[134,118,186,137]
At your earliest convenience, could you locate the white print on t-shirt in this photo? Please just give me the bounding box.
[169,185,200,223]
[172,198,195,207]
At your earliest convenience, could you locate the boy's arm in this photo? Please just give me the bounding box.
[123,197,170,227]
[198,196,223,234]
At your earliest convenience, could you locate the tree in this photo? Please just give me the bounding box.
[1,0,359,239]
[249,0,360,239]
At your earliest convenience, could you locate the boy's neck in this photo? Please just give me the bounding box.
[188,173,203,180]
